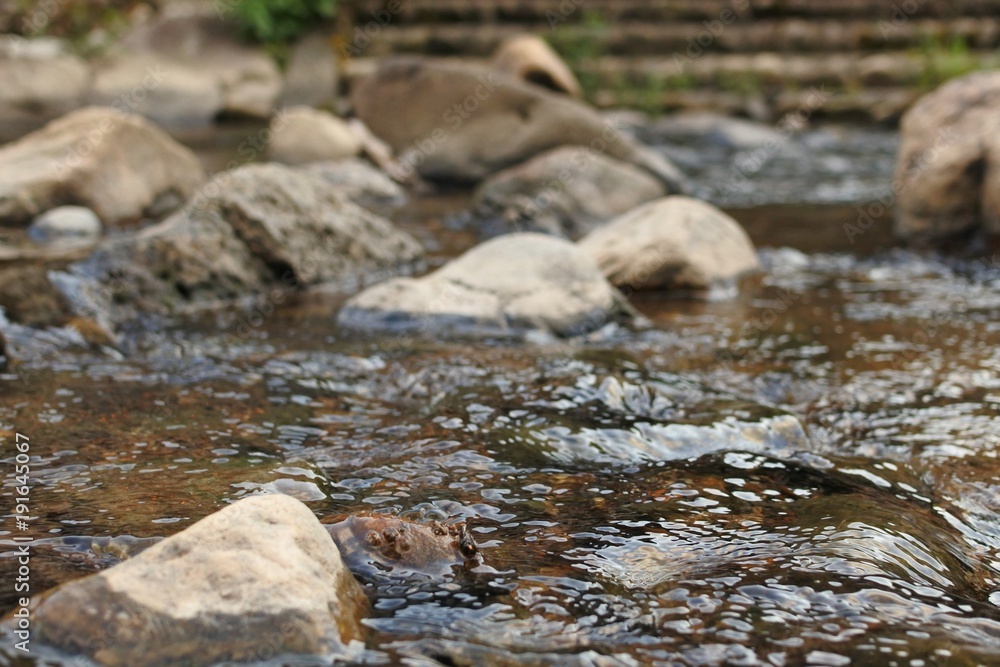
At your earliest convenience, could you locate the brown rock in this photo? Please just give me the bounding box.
[894,70,1000,243]
[0,106,206,227]
[578,196,760,293]
[326,515,479,578]
[351,58,687,191]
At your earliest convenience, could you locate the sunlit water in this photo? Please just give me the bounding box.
[2,125,1000,666]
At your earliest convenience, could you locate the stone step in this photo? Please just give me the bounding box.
[355,17,1000,58]
[352,0,1000,24]
[577,50,1000,90]
[591,85,920,123]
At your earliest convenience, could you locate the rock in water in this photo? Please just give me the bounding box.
[30,494,368,667]
[473,146,665,239]
[27,206,102,245]
[893,70,1000,243]
[337,232,631,338]
[326,515,480,579]
[351,58,687,191]
[268,106,362,165]
[0,106,206,226]
[57,163,424,329]
[578,196,760,293]
[491,34,582,97]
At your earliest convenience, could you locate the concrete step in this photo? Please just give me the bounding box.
[577,50,1000,90]
[352,0,1000,24]
[357,17,1000,57]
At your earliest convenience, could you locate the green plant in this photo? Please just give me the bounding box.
[917,34,979,90]
[232,0,339,45]
[548,9,609,101]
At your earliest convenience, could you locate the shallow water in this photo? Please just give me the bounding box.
[2,126,1000,666]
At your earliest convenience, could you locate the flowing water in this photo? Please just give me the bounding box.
[2,126,1000,666]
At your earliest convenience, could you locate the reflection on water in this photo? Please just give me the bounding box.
[2,126,1000,665]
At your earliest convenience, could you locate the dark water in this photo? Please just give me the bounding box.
[2,126,1000,666]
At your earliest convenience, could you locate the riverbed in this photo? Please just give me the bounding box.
[2,124,999,666]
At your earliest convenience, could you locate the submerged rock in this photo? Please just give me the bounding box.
[29,494,368,667]
[326,515,480,579]
[578,196,760,293]
[28,206,102,246]
[351,58,686,190]
[491,34,581,97]
[473,146,665,239]
[894,70,1000,243]
[0,106,206,226]
[337,232,631,338]
[56,163,424,329]
[641,111,798,151]
[268,106,362,165]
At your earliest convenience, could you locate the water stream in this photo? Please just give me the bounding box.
[2,124,999,666]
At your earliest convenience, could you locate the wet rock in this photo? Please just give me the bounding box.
[326,515,479,579]
[0,36,89,135]
[30,494,368,667]
[0,265,72,328]
[337,232,631,338]
[351,58,687,191]
[894,70,1000,243]
[57,163,423,328]
[641,111,797,151]
[0,106,206,227]
[119,5,282,119]
[281,32,338,108]
[89,53,223,128]
[268,106,362,165]
[28,206,102,246]
[299,158,407,210]
[473,146,665,239]
[578,196,760,293]
[491,34,581,97]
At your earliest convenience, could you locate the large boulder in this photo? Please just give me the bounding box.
[0,106,206,226]
[894,70,1000,242]
[57,163,424,329]
[491,34,581,97]
[29,494,368,667]
[0,37,90,136]
[351,58,686,190]
[338,233,631,337]
[473,146,665,239]
[578,196,760,293]
[268,106,362,165]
